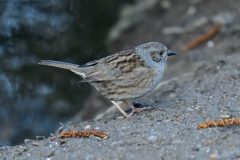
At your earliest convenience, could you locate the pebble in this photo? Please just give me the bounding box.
[95,126,100,130]
[219,114,231,119]
[147,135,158,143]
[207,41,214,48]
[84,125,91,130]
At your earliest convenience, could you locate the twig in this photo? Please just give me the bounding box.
[181,24,221,52]
[59,130,109,139]
[198,118,240,129]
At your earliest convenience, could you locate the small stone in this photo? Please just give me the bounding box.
[219,114,231,119]
[185,6,197,16]
[84,125,91,130]
[147,135,158,143]
[207,41,214,48]
[95,126,100,130]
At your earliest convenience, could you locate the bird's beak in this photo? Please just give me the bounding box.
[167,50,177,56]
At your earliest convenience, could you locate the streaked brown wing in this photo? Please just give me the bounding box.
[84,49,148,82]
[89,67,158,101]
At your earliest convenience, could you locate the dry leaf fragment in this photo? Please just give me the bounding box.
[59,130,109,139]
[198,118,240,129]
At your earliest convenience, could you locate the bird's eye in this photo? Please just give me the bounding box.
[150,52,161,62]
[159,51,164,55]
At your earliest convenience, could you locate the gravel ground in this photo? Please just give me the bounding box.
[1,0,240,159]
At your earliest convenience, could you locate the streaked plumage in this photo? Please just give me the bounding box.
[39,42,176,117]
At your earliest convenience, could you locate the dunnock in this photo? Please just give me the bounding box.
[39,42,176,117]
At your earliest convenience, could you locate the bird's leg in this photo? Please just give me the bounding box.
[110,101,129,118]
[110,101,152,118]
[120,101,138,117]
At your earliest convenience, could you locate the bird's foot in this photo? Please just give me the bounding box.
[127,104,154,117]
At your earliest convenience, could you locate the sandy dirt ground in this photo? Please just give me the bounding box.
[1,0,240,159]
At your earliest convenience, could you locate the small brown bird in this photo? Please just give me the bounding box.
[39,42,176,117]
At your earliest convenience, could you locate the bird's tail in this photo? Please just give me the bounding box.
[38,60,86,78]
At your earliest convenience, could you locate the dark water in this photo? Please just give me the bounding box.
[0,0,132,146]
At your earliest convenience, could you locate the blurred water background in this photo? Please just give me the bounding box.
[0,0,134,146]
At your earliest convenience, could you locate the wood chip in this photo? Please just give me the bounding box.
[59,130,109,139]
[198,118,240,129]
